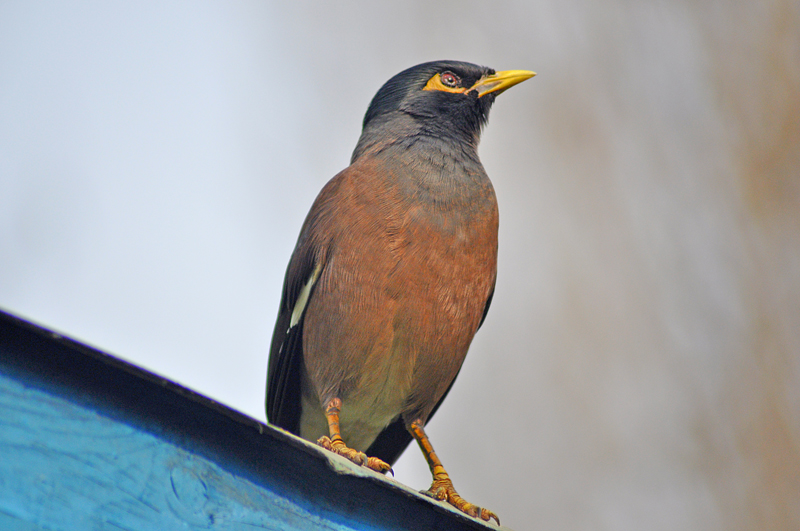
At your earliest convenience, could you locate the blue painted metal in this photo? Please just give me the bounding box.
[0,310,500,530]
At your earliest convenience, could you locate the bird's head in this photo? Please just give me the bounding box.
[352,61,534,162]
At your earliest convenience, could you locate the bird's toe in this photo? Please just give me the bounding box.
[316,436,391,473]
[424,477,499,525]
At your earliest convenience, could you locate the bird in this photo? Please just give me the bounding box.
[266,60,534,524]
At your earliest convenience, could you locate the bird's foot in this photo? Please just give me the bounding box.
[316,435,393,474]
[424,476,499,525]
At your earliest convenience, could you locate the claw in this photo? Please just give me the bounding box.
[317,435,392,474]
[425,478,499,525]
[366,456,393,475]
[480,507,500,525]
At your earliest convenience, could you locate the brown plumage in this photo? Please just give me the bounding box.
[267,60,534,523]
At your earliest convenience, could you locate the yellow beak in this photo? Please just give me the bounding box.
[471,69,536,97]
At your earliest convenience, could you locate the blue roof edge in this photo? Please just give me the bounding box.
[0,309,504,530]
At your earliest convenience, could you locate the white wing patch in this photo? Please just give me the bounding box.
[289,262,322,330]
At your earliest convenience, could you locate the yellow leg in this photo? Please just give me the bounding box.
[409,420,499,525]
[316,398,392,474]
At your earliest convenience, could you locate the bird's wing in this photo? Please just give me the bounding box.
[266,233,325,434]
[366,275,496,466]
[364,416,413,466]
[478,277,496,330]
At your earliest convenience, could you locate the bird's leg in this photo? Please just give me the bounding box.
[316,397,392,474]
[409,420,499,525]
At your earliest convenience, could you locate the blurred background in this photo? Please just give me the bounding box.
[1,2,798,529]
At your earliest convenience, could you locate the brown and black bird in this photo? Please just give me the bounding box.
[267,60,534,523]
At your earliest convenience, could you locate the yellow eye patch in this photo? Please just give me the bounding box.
[422,73,468,94]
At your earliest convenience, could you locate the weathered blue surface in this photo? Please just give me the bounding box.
[0,373,357,530]
[0,310,501,531]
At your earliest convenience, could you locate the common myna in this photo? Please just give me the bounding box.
[267,60,534,523]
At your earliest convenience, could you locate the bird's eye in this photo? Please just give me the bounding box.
[440,72,459,88]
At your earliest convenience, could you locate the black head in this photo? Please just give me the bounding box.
[353,61,534,161]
